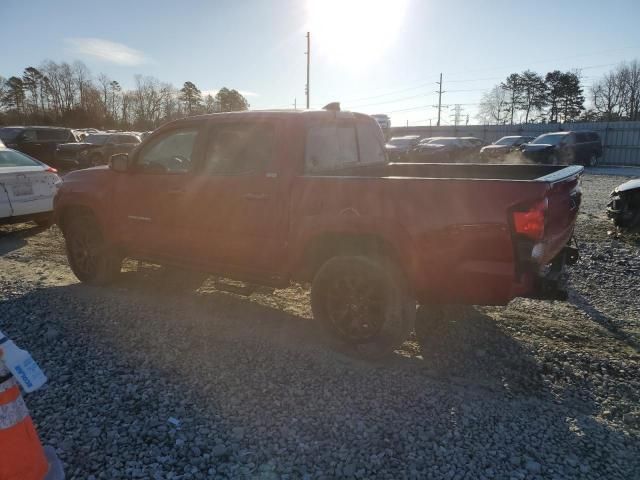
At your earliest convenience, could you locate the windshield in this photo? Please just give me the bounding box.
[84,134,110,145]
[531,133,566,145]
[0,149,41,167]
[0,128,23,142]
[387,137,418,147]
[494,136,520,146]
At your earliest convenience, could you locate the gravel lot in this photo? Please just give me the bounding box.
[0,172,639,479]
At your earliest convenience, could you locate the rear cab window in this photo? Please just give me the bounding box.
[0,149,41,167]
[304,116,386,174]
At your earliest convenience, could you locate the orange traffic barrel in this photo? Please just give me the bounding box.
[0,365,49,480]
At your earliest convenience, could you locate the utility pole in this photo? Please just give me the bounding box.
[305,32,310,109]
[450,104,464,127]
[294,98,297,110]
[435,73,444,126]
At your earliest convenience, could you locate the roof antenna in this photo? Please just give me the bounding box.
[322,102,340,112]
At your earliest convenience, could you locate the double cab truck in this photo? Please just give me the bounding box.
[54,106,583,356]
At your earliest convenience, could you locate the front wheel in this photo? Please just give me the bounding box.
[63,213,121,285]
[311,256,415,358]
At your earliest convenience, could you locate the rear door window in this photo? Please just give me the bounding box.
[21,129,37,142]
[305,123,358,173]
[36,129,68,141]
[204,123,275,176]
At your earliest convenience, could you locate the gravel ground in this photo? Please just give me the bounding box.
[0,173,639,479]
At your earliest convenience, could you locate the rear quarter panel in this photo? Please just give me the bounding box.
[288,175,550,305]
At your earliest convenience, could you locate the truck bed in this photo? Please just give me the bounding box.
[292,163,583,305]
[310,162,582,182]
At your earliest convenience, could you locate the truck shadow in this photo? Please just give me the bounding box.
[0,223,47,256]
[4,280,633,478]
[115,270,547,395]
[569,289,640,351]
[409,306,545,395]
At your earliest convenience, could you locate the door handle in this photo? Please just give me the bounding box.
[167,188,186,195]
[243,193,269,201]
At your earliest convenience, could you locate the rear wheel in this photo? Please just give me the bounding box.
[311,256,415,358]
[63,213,121,285]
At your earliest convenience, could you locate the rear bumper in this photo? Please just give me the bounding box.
[520,245,579,301]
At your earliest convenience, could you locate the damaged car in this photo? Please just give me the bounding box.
[607,178,640,232]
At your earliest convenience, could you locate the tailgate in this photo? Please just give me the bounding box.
[538,165,583,264]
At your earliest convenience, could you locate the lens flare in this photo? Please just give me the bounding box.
[306,0,409,69]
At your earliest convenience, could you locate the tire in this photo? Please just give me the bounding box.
[311,256,415,358]
[587,153,598,167]
[157,266,207,293]
[63,213,121,285]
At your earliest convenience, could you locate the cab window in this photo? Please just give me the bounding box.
[136,128,199,174]
[305,122,358,173]
[204,123,275,175]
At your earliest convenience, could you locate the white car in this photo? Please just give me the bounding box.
[0,147,62,227]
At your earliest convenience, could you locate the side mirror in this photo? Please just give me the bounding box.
[109,153,130,172]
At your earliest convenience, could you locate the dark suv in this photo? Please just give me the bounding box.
[521,131,602,166]
[0,126,78,167]
[56,132,141,170]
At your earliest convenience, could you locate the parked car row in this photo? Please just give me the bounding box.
[0,126,148,172]
[385,130,603,166]
[385,135,488,163]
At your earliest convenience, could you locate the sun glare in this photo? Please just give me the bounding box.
[306,0,409,69]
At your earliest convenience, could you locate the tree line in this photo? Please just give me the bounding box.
[0,60,250,130]
[477,69,585,125]
[477,60,640,125]
[589,61,640,122]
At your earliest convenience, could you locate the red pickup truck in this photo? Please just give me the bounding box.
[54,107,583,356]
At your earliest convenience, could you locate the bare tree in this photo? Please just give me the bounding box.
[620,60,640,120]
[73,61,92,109]
[97,73,111,115]
[591,71,625,121]
[477,86,507,124]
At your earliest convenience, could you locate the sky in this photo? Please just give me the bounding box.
[2,0,640,126]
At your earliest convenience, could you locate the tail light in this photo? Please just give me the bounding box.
[512,198,548,241]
